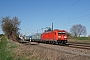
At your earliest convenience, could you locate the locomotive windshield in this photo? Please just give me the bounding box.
[58,32,66,34]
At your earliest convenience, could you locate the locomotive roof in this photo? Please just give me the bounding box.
[43,29,66,34]
[54,29,66,31]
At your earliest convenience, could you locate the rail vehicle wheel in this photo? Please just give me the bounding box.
[30,39,32,42]
[37,41,40,43]
[52,41,56,45]
[45,41,48,44]
[29,38,32,42]
[49,41,52,44]
[61,41,66,45]
[58,42,61,45]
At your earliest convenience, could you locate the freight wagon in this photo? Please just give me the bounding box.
[30,33,41,42]
[24,36,30,40]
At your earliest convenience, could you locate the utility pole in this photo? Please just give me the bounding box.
[41,28,43,33]
[25,29,27,36]
[37,30,38,33]
[52,22,53,31]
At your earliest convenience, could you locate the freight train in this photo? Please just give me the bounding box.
[30,29,67,44]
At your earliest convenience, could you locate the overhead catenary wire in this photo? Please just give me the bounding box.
[60,19,90,32]
[50,0,80,29]
[55,15,90,32]
[40,0,80,31]
[51,0,80,21]
[45,0,90,35]
[54,6,90,28]
[57,8,90,25]
[49,0,90,29]
[58,14,90,26]
[55,13,90,28]
[61,19,90,30]
[60,20,90,28]
[68,9,90,19]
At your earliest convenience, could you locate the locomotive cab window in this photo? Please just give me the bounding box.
[58,32,66,34]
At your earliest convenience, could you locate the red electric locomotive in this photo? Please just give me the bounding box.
[41,29,67,44]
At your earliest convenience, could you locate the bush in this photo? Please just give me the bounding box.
[0,16,21,41]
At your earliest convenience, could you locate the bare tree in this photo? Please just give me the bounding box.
[66,32,71,37]
[70,24,87,37]
[88,35,90,38]
[0,16,21,41]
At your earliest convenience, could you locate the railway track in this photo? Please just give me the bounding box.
[20,40,90,50]
[38,43,90,57]
[65,42,90,50]
[19,41,90,57]
[68,41,90,45]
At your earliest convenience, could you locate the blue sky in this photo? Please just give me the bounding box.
[0,0,90,36]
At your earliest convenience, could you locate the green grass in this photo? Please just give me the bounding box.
[0,37,15,60]
[0,34,4,38]
[75,37,90,40]
[71,37,90,42]
[0,36,27,60]
[68,36,90,42]
[0,36,39,60]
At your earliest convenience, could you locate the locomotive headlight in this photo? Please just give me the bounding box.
[64,36,67,38]
[58,36,61,38]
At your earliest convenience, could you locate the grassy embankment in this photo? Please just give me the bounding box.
[0,35,26,60]
[0,36,14,60]
[0,35,38,60]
